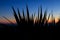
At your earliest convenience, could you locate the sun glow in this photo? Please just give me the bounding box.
[48,17,59,23]
[33,16,60,24]
[55,18,59,23]
[34,17,37,23]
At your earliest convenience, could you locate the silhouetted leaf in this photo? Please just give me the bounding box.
[12,7,19,24]
[17,8,22,21]
[22,9,25,20]
[26,5,29,21]
[40,6,42,23]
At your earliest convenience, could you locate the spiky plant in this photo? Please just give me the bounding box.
[42,10,47,24]
[2,4,60,32]
[51,14,55,25]
[38,7,39,20]
[26,5,30,21]
[48,14,50,21]
[46,14,50,24]
[12,7,20,25]
[17,8,22,22]
[39,6,42,23]
[32,14,33,20]
[22,9,25,20]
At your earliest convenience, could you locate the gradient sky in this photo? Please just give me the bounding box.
[0,0,60,24]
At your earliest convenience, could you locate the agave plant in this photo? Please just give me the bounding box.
[3,5,56,27]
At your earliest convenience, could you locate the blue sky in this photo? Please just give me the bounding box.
[0,0,60,23]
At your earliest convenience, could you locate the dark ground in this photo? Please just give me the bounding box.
[0,23,60,40]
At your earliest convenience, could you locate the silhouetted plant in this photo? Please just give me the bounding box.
[48,14,50,21]
[32,14,33,20]
[26,5,30,21]
[12,7,20,25]
[38,7,39,20]
[39,6,42,23]
[22,9,25,20]
[2,5,60,32]
[42,10,47,24]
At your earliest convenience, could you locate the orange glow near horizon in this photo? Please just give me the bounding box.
[33,17,60,23]
[55,18,59,23]
[0,18,16,24]
[0,17,60,24]
[48,17,59,23]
